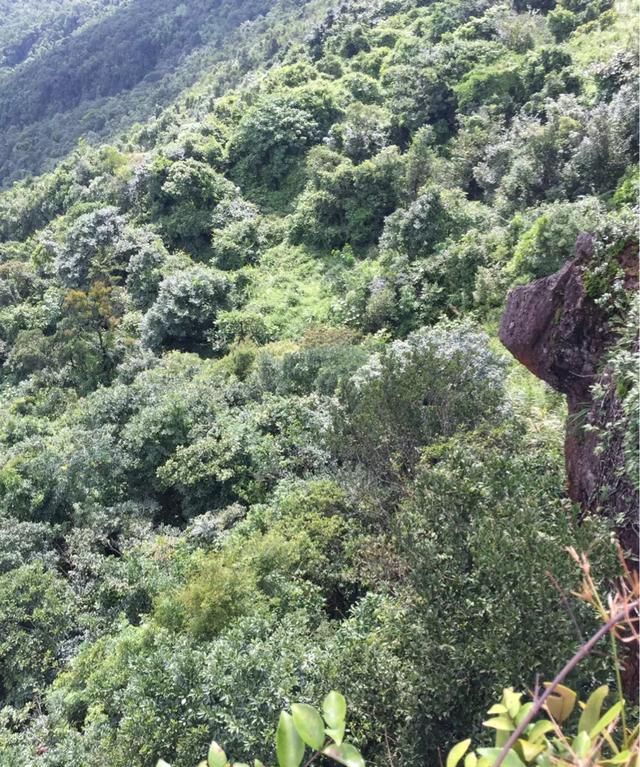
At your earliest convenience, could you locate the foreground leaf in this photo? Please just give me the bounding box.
[543,684,577,723]
[483,716,514,732]
[589,701,623,738]
[527,720,555,743]
[572,731,591,758]
[447,738,472,767]
[292,703,325,750]
[515,739,545,762]
[323,742,365,767]
[276,711,305,767]
[578,686,609,734]
[209,742,228,767]
[323,691,347,728]
[477,747,526,767]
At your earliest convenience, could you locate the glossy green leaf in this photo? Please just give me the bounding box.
[464,752,478,767]
[514,703,533,726]
[515,738,545,763]
[483,716,515,732]
[276,712,305,767]
[603,750,633,764]
[477,747,526,767]
[292,703,325,751]
[589,701,623,738]
[572,731,591,758]
[325,725,346,746]
[157,761,172,767]
[447,738,472,767]
[209,742,228,767]
[487,704,508,715]
[254,761,266,767]
[503,689,523,720]
[578,686,609,734]
[494,730,510,749]
[323,691,347,729]
[323,742,365,767]
[527,720,556,743]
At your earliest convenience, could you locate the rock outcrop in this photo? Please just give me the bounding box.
[500,232,639,699]
[499,233,638,556]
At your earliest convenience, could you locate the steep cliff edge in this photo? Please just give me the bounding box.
[500,232,639,697]
[499,233,639,558]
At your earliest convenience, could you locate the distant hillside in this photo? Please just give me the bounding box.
[0,0,329,185]
[0,0,129,72]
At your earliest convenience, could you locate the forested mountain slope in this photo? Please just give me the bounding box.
[0,0,333,185]
[0,0,637,765]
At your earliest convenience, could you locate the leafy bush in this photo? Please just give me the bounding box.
[290,146,405,249]
[0,563,75,708]
[510,198,605,279]
[142,266,232,353]
[392,426,618,760]
[447,683,636,767]
[333,323,506,481]
[228,84,340,190]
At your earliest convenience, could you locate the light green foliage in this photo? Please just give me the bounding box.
[241,244,335,337]
[154,552,264,640]
[446,684,636,767]
[510,197,606,279]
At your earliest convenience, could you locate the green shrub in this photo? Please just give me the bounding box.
[393,425,618,760]
[0,563,75,708]
[333,323,506,482]
[154,553,263,640]
[510,198,605,279]
[159,691,365,767]
[141,266,232,353]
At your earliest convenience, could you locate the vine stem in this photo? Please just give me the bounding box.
[492,600,640,767]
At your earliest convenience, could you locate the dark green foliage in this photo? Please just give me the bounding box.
[0,0,322,185]
[290,146,405,249]
[333,324,506,482]
[394,426,616,758]
[0,563,75,708]
[229,83,340,191]
[141,158,236,251]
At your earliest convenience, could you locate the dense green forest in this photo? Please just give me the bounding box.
[0,0,334,185]
[0,0,637,765]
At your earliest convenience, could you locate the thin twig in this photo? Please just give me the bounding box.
[546,569,585,643]
[384,727,395,767]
